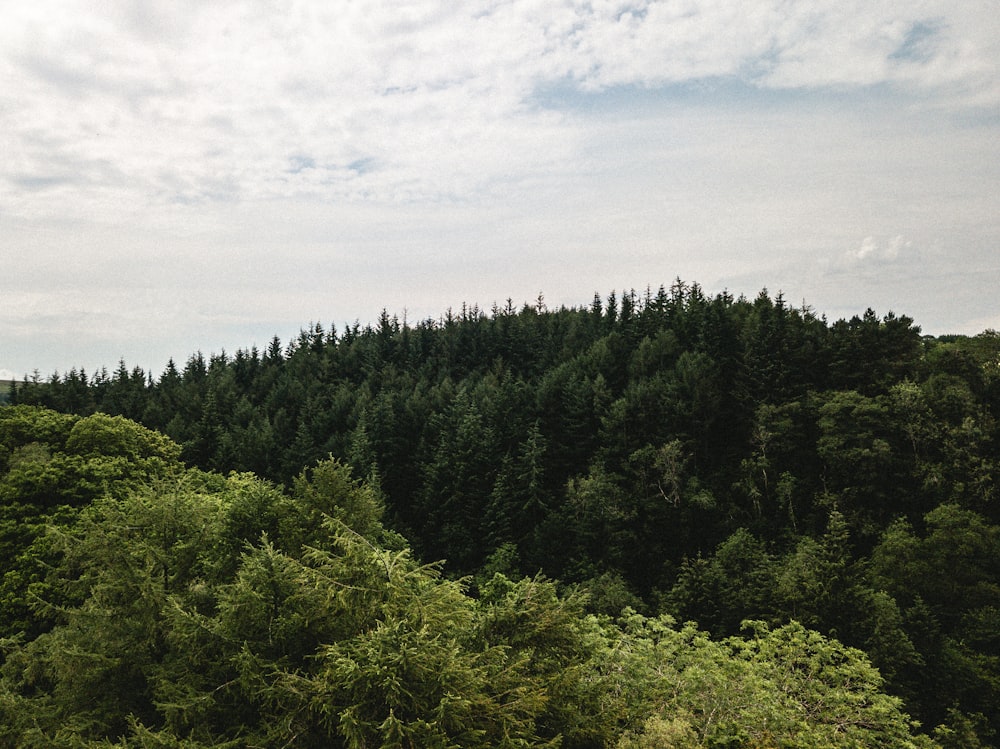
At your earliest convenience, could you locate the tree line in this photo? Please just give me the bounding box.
[7,280,1000,744]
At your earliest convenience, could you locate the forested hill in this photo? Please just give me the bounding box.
[8,281,1000,743]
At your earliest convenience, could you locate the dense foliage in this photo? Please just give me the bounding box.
[7,281,1000,744]
[1,441,936,747]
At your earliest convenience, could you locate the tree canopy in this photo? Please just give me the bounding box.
[0,446,938,748]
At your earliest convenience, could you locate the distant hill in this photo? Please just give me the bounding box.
[0,380,14,404]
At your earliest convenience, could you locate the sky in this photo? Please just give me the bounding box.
[2,0,999,381]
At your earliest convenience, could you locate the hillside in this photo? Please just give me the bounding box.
[7,282,1000,745]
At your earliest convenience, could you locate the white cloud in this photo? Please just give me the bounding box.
[855,236,878,260]
[2,0,996,213]
[847,235,912,264]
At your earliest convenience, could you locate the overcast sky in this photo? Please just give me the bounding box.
[2,0,998,381]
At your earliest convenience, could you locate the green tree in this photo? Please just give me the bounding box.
[0,408,185,639]
[668,528,777,637]
[0,460,560,748]
[868,504,1000,736]
[604,615,938,749]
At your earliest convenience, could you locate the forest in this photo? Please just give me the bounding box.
[2,281,999,747]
